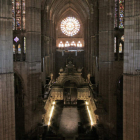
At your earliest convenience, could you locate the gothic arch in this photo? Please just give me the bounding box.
[14,70,25,94]
[60,76,81,87]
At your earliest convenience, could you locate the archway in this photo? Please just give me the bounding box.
[63,80,77,105]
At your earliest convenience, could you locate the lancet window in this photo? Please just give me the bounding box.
[119,43,123,53]
[12,0,26,30]
[61,17,80,36]
[59,41,64,47]
[24,37,26,53]
[119,0,124,28]
[114,0,124,28]
[77,41,82,47]
[71,41,76,47]
[114,37,117,53]
[65,41,70,47]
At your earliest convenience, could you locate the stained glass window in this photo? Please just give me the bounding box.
[114,0,118,28]
[61,17,80,36]
[12,0,25,30]
[24,37,26,53]
[18,44,21,54]
[13,45,15,54]
[14,36,19,43]
[65,41,70,47]
[71,41,76,47]
[16,0,21,30]
[59,41,64,47]
[119,0,124,28]
[77,41,82,47]
[119,43,122,53]
[22,0,26,30]
[12,0,15,30]
[121,35,124,42]
[114,37,117,53]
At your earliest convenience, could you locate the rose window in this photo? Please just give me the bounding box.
[60,17,80,36]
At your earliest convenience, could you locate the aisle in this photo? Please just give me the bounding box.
[58,107,80,138]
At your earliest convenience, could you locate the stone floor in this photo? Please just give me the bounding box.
[58,107,80,138]
[49,101,93,140]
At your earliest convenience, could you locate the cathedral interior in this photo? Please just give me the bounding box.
[0,0,139,140]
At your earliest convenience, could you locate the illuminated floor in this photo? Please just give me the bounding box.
[58,107,80,138]
[50,101,90,138]
[44,101,98,140]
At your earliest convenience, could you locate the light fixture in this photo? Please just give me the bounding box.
[85,101,94,126]
[48,101,55,126]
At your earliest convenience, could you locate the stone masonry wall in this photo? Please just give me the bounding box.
[123,1,140,140]
[0,0,15,140]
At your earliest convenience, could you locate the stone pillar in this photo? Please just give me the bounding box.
[92,0,99,83]
[123,1,140,140]
[25,0,42,135]
[0,0,15,140]
[98,0,115,137]
[84,21,89,76]
[87,18,91,73]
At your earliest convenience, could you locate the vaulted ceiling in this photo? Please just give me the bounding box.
[42,0,92,23]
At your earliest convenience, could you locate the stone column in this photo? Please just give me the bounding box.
[98,0,115,137]
[92,0,99,83]
[84,21,89,76]
[25,0,42,135]
[0,0,15,140]
[123,1,140,140]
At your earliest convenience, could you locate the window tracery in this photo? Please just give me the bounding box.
[119,0,124,28]
[77,41,82,47]
[114,0,124,28]
[24,37,26,53]
[114,37,117,53]
[18,44,21,54]
[71,41,76,47]
[60,17,80,36]
[65,41,70,47]
[13,45,16,54]
[59,41,64,47]
[119,43,123,53]
[58,41,83,47]
[14,36,19,43]
[114,0,118,28]
[121,35,124,42]
[12,0,26,30]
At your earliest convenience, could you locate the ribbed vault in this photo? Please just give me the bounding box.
[42,0,91,24]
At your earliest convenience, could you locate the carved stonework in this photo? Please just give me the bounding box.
[49,62,89,100]
[77,88,90,100]
[44,36,50,44]
[54,61,88,87]
[50,88,63,100]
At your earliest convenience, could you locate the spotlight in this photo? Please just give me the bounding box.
[85,101,94,126]
[48,101,55,126]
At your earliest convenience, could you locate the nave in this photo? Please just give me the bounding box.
[42,101,99,140]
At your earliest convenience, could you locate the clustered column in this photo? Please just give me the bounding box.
[98,0,115,137]
[0,0,15,140]
[25,0,42,134]
[123,1,140,140]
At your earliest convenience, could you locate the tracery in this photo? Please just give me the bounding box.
[61,17,80,36]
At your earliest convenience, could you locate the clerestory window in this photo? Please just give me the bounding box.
[12,0,26,30]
